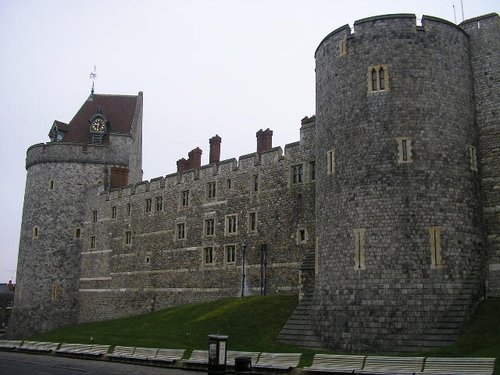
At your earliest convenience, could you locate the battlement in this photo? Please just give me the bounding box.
[315,13,470,58]
[26,140,130,169]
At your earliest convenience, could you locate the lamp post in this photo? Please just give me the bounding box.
[240,239,247,298]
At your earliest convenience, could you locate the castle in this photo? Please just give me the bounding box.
[9,13,499,352]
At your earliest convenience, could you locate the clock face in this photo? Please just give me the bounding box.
[91,117,106,132]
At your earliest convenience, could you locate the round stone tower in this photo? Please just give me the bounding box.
[8,92,143,338]
[313,14,485,351]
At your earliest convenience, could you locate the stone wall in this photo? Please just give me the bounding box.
[79,124,316,322]
[313,14,485,352]
[461,14,500,297]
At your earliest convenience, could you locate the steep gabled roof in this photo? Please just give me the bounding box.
[59,93,139,144]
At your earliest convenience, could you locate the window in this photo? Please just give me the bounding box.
[32,226,39,239]
[145,198,152,213]
[145,256,150,264]
[156,196,163,211]
[327,149,335,175]
[227,179,232,189]
[368,65,390,93]
[125,231,132,245]
[252,175,259,193]
[430,227,444,269]
[207,182,217,199]
[225,214,238,235]
[204,247,214,265]
[339,39,348,56]
[49,180,54,190]
[75,228,81,239]
[181,190,189,207]
[225,245,236,264]
[248,212,257,233]
[111,206,117,219]
[397,137,413,164]
[292,164,303,184]
[468,145,478,171]
[90,235,96,249]
[309,161,316,181]
[354,228,366,270]
[205,218,215,237]
[297,228,307,244]
[127,203,131,217]
[92,210,98,223]
[50,284,58,301]
[176,223,186,240]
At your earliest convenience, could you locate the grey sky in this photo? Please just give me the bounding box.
[0,0,497,283]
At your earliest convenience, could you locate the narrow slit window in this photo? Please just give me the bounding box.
[156,196,163,211]
[125,231,132,245]
[32,226,39,239]
[354,228,366,270]
[75,228,81,239]
[327,149,335,175]
[468,145,478,171]
[379,67,385,90]
[430,227,444,269]
[397,137,413,164]
[176,223,186,240]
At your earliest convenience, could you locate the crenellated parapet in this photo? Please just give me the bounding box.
[26,141,130,169]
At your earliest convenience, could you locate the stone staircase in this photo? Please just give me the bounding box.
[400,264,484,352]
[277,250,323,350]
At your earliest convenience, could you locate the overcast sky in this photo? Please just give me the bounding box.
[0,0,497,283]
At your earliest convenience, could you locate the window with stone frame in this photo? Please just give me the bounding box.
[248,212,257,234]
[430,227,444,269]
[203,246,214,265]
[127,202,131,217]
[145,198,152,213]
[90,235,96,249]
[125,230,132,245]
[309,161,316,181]
[468,145,478,171]
[92,210,98,223]
[251,175,259,194]
[207,181,217,199]
[50,284,58,301]
[176,222,186,240]
[397,137,413,164]
[32,226,39,239]
[327,149,335,175]
[339,38,348,56]
[156,196,163,211]
[296,228,307,244]
[204,218,215,237]
[225,244,236,265]
[225,214,238,236]
[181,190,190,207]
[111,206,117,220]
[291,164,303,184]
[368,65,390,93]
[49,179,54,190]
[354,228,366,270]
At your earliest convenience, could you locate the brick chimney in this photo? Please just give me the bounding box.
[256,128,273,156]
[209,135,222,164]
[188,147,202,170]
[177,158,188,173]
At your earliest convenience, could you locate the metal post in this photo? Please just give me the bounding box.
[240,239,247,298]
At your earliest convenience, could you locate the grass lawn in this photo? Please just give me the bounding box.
[32,295,499,372]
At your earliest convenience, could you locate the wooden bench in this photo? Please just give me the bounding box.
[422,357,496,375]
[19,341,60,353]
[304,354,366,373]
[182,350,208,364]
[129,346,159,360]
[88,344,110,356]
[152,348,185,363]
[226,350,261,366]
[356,356,425,374]
[253,352,302,370]
[108,345,136,359]
[0,340,22,350]
[57,343,93,355]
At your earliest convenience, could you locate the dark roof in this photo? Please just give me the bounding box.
[60,93,139,144]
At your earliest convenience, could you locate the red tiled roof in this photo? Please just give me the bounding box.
[60,93,139,144]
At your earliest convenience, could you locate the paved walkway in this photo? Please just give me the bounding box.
[0,351,202,375]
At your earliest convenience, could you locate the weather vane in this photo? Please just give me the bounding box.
[89,65,97,94]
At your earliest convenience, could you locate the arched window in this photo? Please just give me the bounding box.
[32,226,39,239]
[371,69,378,91]
[379,67,385,90]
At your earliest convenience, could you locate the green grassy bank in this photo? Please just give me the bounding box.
[32,295,500,372]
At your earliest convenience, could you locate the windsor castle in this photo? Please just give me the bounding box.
[9,13,499,352]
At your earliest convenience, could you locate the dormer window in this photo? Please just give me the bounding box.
[89,112,108,144]
[48,121,68,142]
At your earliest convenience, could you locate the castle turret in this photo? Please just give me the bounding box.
[8,92,143,338]
[460,14,500,298]
[313,14,486,351]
